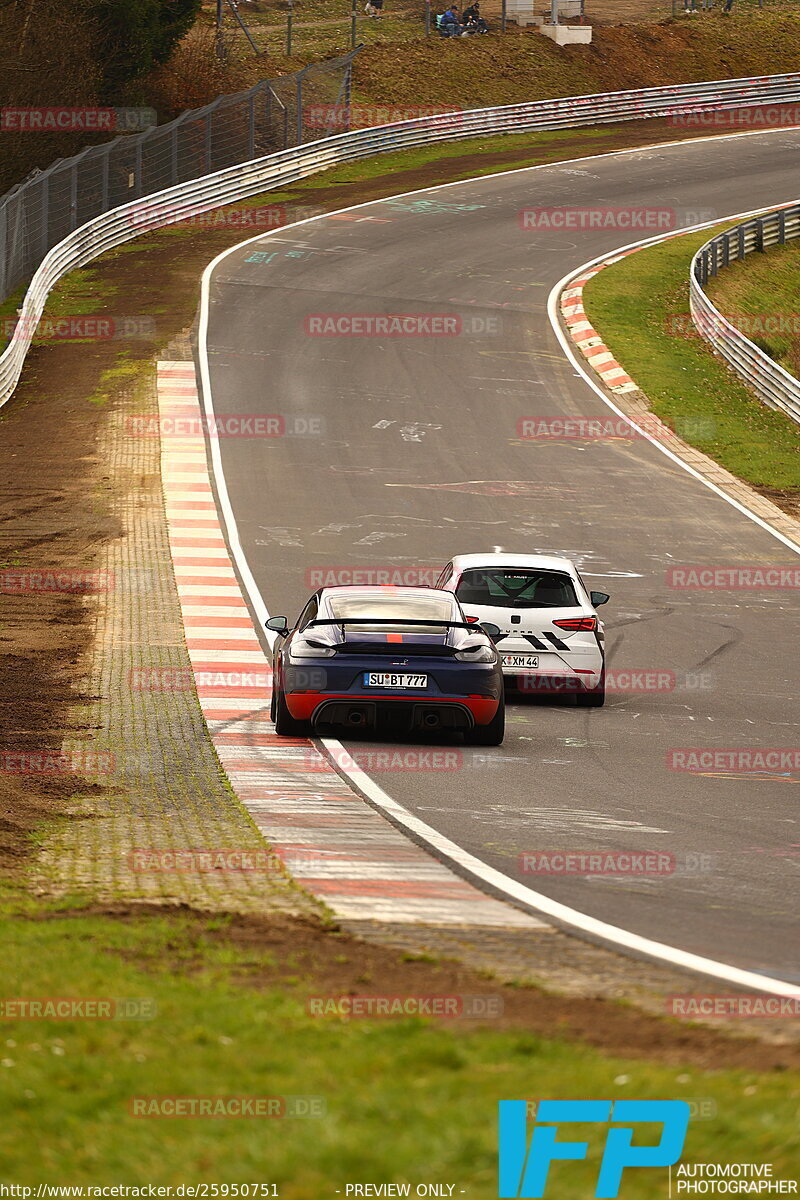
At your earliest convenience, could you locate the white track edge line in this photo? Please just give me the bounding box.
[547,217,800,556]
[197,135,800,997]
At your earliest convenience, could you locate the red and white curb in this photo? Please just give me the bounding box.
[157,360,543,929]
[560,252,639,393]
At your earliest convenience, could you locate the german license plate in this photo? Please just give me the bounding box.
[363,672,428,689]
[501,654,539,669]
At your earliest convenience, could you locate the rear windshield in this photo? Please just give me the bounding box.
[327,593,457,632]
[455,568,577,609]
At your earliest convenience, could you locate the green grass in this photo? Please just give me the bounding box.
[706,236,800,377]
[2,898,799,1191]
[583,226,800,491]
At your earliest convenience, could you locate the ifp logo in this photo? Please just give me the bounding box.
[498,1100,690,1198]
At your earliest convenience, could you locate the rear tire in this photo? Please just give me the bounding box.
[273,683,306,736]
[467,696,505,745]
[575,671,605,708]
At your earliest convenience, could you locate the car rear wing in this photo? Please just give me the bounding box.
[307,618,478,631]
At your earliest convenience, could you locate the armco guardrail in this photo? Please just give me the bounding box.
[690,204,800,426]
[4,71,800,408]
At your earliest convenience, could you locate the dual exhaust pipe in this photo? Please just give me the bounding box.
[344,707,442,730]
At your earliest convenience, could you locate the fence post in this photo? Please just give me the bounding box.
[205,109,213,172]
[40,171,50,261]
[0,201,7,301]
[101,147,110,210]
[425,0,431,34]
[171,124,180,185]
[134,135,143,199]
[778,208,786,245]
[710,240,717,277]
[755,217,764,252]
[722,230,729,268]
[70,161,79,231]
[343,60,353,131]
[296,71,304,145]
[248,94,256,159]
[737,225,745,260]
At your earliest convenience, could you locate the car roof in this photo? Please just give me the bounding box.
[449,553,578,573]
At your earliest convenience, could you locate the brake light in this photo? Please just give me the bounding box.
[553,617,597,632]
[466,616,479,624]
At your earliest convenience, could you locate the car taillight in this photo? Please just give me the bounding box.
[466,616,479,624]
[553,617,597,632]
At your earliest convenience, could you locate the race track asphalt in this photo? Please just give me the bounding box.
[201,128,800,982]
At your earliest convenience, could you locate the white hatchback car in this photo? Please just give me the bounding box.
[434,553,609,706]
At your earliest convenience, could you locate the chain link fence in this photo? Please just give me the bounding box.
[0,50,359,304]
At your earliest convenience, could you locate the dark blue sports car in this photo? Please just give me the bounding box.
[266,586,504,745]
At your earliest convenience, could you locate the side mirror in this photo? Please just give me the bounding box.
[590,591,610,607]
[479,621,501,638]
[265,615,289,635]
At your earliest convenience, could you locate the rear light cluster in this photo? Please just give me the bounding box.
[553,617,597,632]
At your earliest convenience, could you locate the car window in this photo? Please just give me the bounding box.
[327,593,456,633]
[455,569,578,609]
[435,563,454,589]
[297,597,318,630]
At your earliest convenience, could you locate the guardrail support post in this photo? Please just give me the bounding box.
[778,209,786,245]
[722,232,730,268]
[737,226,745,260]
[756,217,764,252]
[710,241,717,277]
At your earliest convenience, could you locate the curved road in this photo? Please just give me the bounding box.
[200,129,800,984]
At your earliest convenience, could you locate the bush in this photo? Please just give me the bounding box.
[90,0,203,98]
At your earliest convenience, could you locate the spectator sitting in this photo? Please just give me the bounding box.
[462,2,489,30]
[439,5,464,35]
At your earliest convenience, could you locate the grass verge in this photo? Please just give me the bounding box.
[706,237,800,378]
[582,227,800,494]
[2,893,800,1190]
